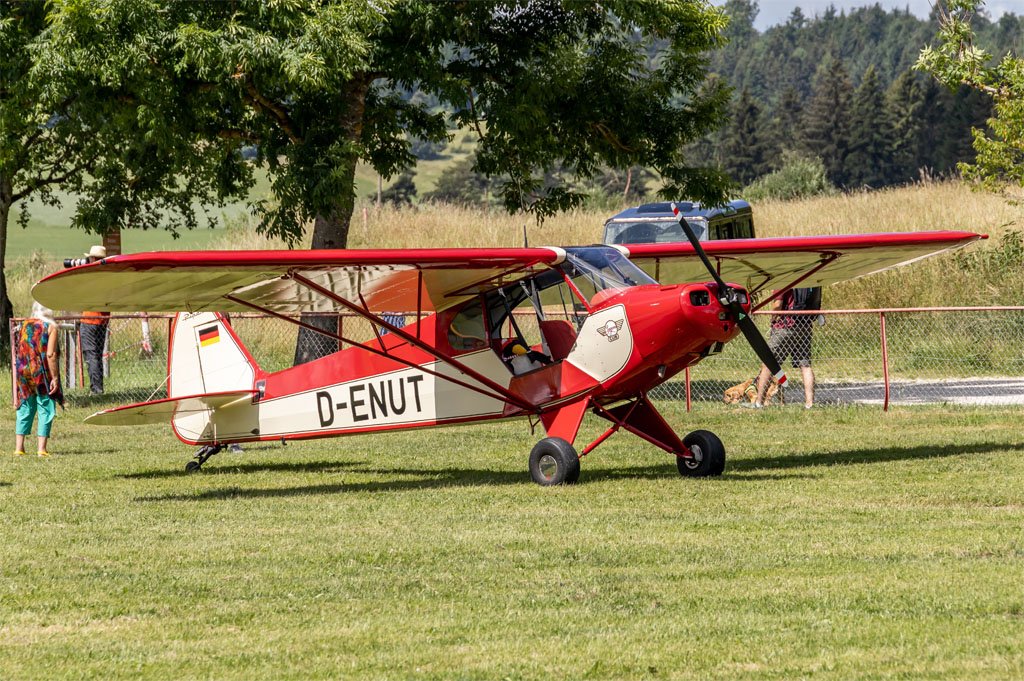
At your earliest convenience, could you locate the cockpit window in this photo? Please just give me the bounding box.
[554,247,657,304]
[448,300,488,352]
[481,247,656,365]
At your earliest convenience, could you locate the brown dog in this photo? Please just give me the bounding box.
[723,376,784,405]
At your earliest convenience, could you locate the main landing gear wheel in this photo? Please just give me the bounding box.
[677,430,726,477]
[529,437,581,486]
[185,445,223,473]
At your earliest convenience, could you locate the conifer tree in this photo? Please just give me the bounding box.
[885,70,927,183]
[721,88,770,186]
[799,58,856,187]
[765,87,803,169]
[846,66,895,187]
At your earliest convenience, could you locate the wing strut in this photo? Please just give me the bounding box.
[226,283,537,413]
[749,254,838,312]
[288,272,537,412]
[225,293,534,412]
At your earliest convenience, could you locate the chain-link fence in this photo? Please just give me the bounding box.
[664,308,1024,409]
[10,308,1024,410]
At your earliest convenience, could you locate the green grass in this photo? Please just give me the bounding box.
[1,402,1023,679]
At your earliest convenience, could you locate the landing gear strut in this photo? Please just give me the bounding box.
[185,444,223,473]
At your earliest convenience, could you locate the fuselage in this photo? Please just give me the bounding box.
[168,248,749,446]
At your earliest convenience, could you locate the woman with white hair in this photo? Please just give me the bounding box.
[13,302,63,457]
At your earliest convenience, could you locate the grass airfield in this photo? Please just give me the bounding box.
[1,402,1023,679]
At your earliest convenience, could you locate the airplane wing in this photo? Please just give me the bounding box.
[84,391,257,426]
[32,247,565,315]
[621,231,983,302]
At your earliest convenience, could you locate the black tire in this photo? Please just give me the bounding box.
[677,430,726,477]
[529,437,581,486]
[185,460,202,473]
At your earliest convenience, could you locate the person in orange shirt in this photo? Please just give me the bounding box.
[79,245,110,395]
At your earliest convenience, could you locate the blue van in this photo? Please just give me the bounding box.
[602,200,755,245]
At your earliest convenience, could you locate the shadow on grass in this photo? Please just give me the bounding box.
[129,441,1021,502]
[121,458,366,480]
[134,461,815,503]
[732,441,1024,472]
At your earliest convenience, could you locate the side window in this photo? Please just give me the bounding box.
[742,217,754,238]
[448,301,488,353]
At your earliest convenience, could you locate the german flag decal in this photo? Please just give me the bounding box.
[198,325,220,347]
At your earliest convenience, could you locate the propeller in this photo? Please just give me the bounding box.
[672,203,786,386]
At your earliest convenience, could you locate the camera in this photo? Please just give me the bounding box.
[63,258,90,268]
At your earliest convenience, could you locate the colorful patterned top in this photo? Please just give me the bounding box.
[14,319,64,409]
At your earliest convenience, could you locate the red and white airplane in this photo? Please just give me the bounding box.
[33,219,982,484]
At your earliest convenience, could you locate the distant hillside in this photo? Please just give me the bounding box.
[378,3,1024,202]
[712,2,1023,99]
[695,1,1024,192]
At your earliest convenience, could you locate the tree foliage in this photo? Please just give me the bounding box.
[42,0,736,252]
[699,1,1018,192]
[0,0,245,350]
[917,0,1024,192]
[846,66,895,188]
[721,87,770,186]
[799,58,854,187]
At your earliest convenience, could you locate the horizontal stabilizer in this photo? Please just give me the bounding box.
[84,391,257,426]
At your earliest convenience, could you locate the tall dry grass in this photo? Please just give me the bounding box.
[351,181,1024,308]
[7,181,1023,314]
[754,182,1024,308]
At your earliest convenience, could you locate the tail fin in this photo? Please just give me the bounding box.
[169,312,259,398]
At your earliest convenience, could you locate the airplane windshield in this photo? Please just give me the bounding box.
[480,247,657,364]
[559,247,658,298]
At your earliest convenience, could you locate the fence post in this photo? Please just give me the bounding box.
[685,366,691,412]
[76,324,84,388]
[880,311,890,411]
[9,319,16,406]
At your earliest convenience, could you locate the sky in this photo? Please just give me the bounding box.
[718,1,1017,31]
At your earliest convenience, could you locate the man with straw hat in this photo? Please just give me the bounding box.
[79,245,110,395]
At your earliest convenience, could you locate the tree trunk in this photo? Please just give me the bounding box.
[294,109,362,365]
[0,175,15,358]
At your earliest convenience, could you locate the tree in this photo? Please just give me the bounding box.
[0,1,243,352]
[721,0,759,45]
[846,66,895,187]
[763,86,803,169]
[44,1,736,363]
[422,156,494,208]
[45,1,735,250]
[378,170,417,207]
[917,0,1024,191]
[721,88,770,185]
[885,70,927,182]
[800,57,856,187]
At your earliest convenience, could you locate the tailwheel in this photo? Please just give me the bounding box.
[677,430,725,477]
[185,444,223,473]
[529,437,581,486]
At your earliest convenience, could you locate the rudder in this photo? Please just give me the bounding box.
[169,312,260,399]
